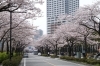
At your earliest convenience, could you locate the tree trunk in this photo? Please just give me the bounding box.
[84,36,87,58]
[71,42,74,56]
[68,46,71,56]
[6,40,9,54]
[55,44,57,56]
[1,39,5,53]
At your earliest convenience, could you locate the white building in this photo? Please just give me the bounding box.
[47,0,79,34]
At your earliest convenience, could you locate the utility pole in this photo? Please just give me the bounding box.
[0,0,26,60]
[9,11,12,60]
[9,11,26,60]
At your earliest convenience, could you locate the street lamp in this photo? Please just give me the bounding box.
[9,11,26,60]
[99,22,100,35]
[0,0,26,60]
[0,1,13,60]
[9,11,12,60]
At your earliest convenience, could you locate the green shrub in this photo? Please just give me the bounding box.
[13,53,17,57]
[60,56,100,65]
[50,55,59,58]
[66,56,74,60]
[41,54,49,57]
[2,56,22,66]
[95,64,100,66]
[0,52,9,63]
[60,56,86,62]
[60,56,75,60]
[86,59,100,65]
[60,56,66,59]
[74,58,86,62]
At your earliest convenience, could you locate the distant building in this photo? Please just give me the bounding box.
[34,29,43,40]
[47,0,79,34]
[38,29,43,36]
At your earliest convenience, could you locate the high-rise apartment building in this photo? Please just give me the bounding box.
[47,0,79,34]
[65,0,79,15]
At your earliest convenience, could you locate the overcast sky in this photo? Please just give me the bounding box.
[33,0,100,34]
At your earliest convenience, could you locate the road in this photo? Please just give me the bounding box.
[20,53,89,66]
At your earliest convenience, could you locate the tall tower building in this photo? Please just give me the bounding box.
[65,0,79,15]
[47,0,79,34]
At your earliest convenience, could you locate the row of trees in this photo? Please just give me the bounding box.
[0,0,43,55]
[36,1,100,58]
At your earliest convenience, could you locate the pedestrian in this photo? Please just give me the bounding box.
[48,52,50,56]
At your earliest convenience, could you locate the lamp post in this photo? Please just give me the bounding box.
[0,1,13,60]
[0,0,26,60]
[9,11,12,60]
[9,11,26,60]
[99,22,100,35]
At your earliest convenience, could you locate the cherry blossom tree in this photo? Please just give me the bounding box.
[74,1,100,35]
[54,22,81,56]
[34,35,49,53]
[0,0,44,53]
[0,0,43,12]
[53,1,100,57]
[54,19,98,57]
[36,33,62,56]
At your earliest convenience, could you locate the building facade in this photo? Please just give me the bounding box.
[47,0,79,34]
[65,0,79,15]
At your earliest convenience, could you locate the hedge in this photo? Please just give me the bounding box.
[2,56,22,66]
[60,56,100,65]
[41,54,50,57]
[0,52,9,64]
[50,54,59,58]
